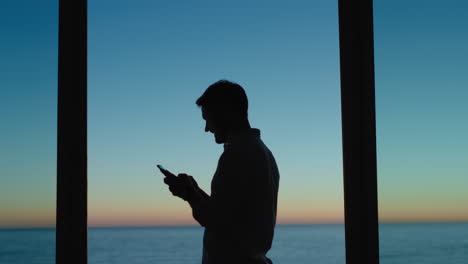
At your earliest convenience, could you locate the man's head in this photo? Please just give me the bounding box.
[196,80,249,144]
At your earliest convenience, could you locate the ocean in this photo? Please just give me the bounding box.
[0,223,467,264]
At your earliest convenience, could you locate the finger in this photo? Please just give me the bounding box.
[169,185,177,193]
[163,177,171,185]
[187,176,198,187]
[178,173,188,179]
[178,174,195,185]
[184,176,193,187]
[169,185,186,198]
[169,186,181,195]
[164,176,178,186]
[178,174,191,186]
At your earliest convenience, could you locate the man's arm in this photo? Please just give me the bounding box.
[187,192,220,228]
[185,151,246,230]
[182,175,213,227]
[194,185,210,200]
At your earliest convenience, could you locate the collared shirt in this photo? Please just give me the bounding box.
[189,128,280,264]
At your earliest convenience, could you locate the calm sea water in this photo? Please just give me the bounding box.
[0,223,467,264]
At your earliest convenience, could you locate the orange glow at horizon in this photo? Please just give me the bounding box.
[2,197,468,228]
[2,205,468,228]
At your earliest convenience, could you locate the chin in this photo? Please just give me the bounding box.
[214,134,226,144]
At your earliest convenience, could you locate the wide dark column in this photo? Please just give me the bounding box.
[56,0,87,263]
[338,0,379,264]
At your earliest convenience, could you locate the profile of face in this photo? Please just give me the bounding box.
[202,106,228,144]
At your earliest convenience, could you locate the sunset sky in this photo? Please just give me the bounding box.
[1,0,467,228]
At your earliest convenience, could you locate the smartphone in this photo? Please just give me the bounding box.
[156,164,176,178]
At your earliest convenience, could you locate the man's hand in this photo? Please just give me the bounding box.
[163,173,202,202]
[163,174,189,201]
[178,174,204,203]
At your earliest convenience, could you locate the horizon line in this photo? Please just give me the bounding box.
[2,220,468,230]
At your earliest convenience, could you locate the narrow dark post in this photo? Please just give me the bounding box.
[56,0,87,263]
[338,1,379,264]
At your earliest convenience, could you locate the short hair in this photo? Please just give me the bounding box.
[196,80,248,118]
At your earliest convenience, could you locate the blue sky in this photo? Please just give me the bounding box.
[0,0,467,227]
[87,0,343,226]
[374,0,468,221]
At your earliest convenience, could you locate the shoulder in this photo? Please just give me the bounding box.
[223,139,265,157]
[223,140,275,168]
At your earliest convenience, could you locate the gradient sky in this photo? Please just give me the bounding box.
[374,0,468,222]
[0,0,467,228]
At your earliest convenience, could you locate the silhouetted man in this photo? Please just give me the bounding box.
[162,80,280,264]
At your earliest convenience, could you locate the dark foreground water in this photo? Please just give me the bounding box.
[1,223,467,264]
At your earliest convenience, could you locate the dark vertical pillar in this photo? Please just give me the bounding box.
[338,1,379,264]
[56,0,87,263]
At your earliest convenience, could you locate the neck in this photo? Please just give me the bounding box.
[226,119,251,136]
[232,119,251,131]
